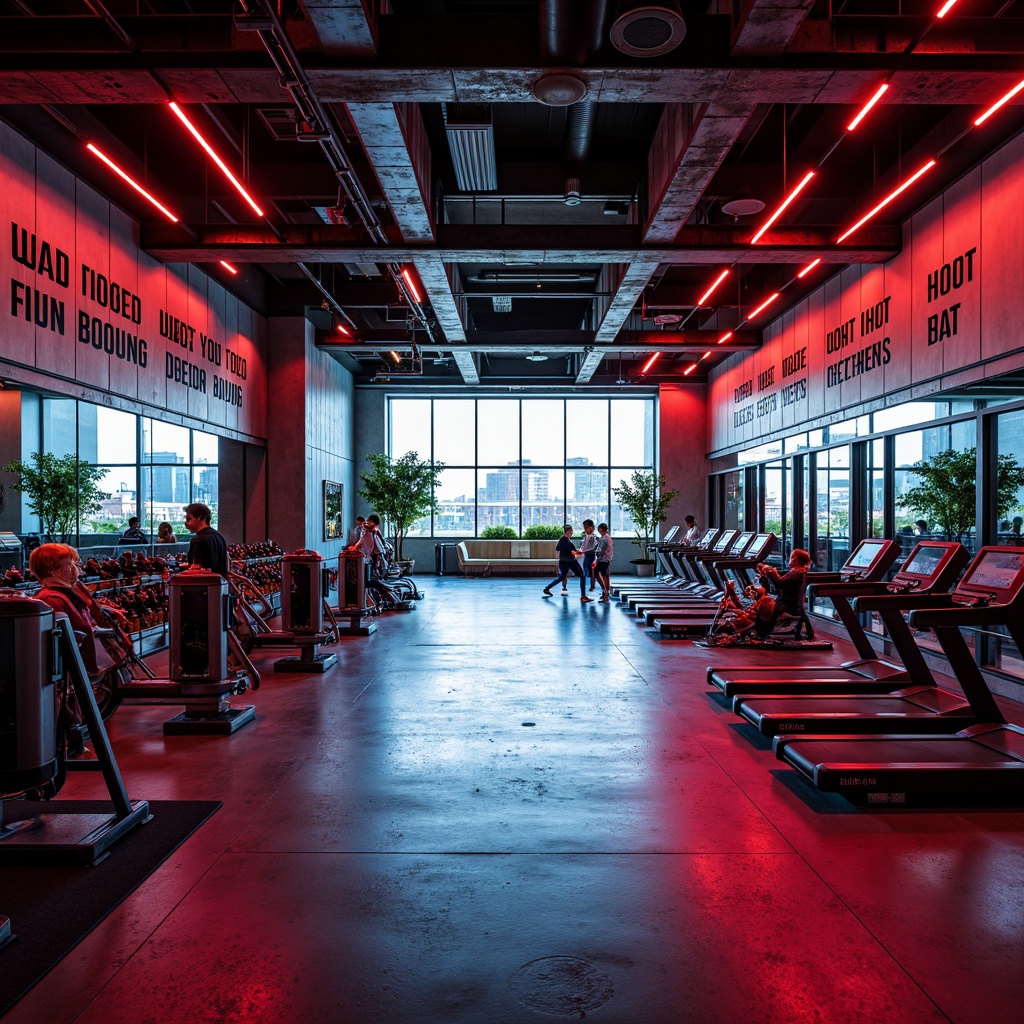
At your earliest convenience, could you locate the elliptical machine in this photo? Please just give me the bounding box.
[0,591,150,865]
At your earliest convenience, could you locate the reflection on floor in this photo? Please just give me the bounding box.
[6,577,1024,1024]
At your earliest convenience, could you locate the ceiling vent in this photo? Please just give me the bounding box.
[255,107,298,142]
[445,105,498,192]
[610,3,686,58]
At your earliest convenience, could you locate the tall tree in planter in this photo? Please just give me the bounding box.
[358,451,444,561]
[3,453,107,543]
[901,447,1024,542]
[612,469,680,563]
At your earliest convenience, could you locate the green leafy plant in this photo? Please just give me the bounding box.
[357,451,444,561]
[480,525,518,539]
[3,453,107,543]
[522,523,565,540]
[612,469,680,562]
[900,447,1024,542]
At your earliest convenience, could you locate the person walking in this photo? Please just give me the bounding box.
[579,519,598,592]
[594,523,614,601]
[542,525,592,602]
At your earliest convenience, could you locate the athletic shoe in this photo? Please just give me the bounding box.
[542,588,552,597]
[581,596,593,603]
[598,594,609,602]
[560,588,568,596]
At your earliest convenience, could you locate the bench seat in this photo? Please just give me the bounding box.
[456,540,559,576]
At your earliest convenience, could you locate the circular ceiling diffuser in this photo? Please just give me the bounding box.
[610,3,687,58]
[532,72,589,106]
[721,197,766,218]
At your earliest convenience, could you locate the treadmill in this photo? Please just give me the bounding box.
[733,542,976,735]
[625,530,743,611]
[640,533,777,633]
[774,546,1024,803]
[613,528,721,600]
[706,538,901,693]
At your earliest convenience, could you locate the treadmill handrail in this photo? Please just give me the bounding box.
[910,602,1017,628]
[806,580,892,599]
[853,593,956,613]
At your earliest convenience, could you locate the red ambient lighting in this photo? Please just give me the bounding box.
[697,269,730,306]
[936,0,959,17]
[717,331,733,345]
[336,324,351,336]
[797,258,821,279]
[748,293,780,320]
[640,352,660,374]
[169,102,264,217]
[847,83,889,132]
[751,171,816,244]
[974,78,1024,127]
[219,261,238,275]
[836,159,936,243]
[401,268,422,304]
[683,363,698,376]
[86,143,178,222]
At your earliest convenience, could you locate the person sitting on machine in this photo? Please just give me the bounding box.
[756,548,815,640]
[29,543,130,751]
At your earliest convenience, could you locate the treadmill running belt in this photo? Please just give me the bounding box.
[782,737,1013,767]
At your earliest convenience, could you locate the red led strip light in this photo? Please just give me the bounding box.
[169,102,264,217]
[847,83,889,132]
[974,78,1024,127]
[219,261,238,275]
[751,171,816,244]
[86,143,178,222]
[402,268,422,304]
[697,269,730,306]
[836,160,936,243]
[640,352,660,374]
[748,293,780,320]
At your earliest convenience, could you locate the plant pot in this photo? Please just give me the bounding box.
[631,560,655,577]
[397,558,415,576]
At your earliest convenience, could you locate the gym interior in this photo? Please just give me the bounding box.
[1,3,1023,1022]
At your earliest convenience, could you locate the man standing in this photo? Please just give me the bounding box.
[184,503,228,576]
[682,515,701,544]
[579,519,598,592]
[347,516,366,547]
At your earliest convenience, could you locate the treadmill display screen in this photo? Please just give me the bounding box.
[903,547,945,578]
[960,549,1024,594]
[847,540,886,569]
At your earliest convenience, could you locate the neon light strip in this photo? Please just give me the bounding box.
[936,0,959,17]
[847,83,889,132]
[836,159,936,243]
[797,258,821,279]
[717,331,733,345]
[683,363,697,376]
[974,78,1024,127]
[641,352,660,374]
[748,293,780,320]
[336,324,351,336]
[700,351,711,360]
[219,261,238,274]
[390,351,402,365]
[169,103,264,217]
[697,268,730,306]
[86,143,178,222]
[751,171,816,244]
[402,268,422,304]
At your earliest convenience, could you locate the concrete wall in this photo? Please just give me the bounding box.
[658,383,709,531]
[267,318,355,555]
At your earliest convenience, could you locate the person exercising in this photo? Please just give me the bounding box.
[184,503,228,576]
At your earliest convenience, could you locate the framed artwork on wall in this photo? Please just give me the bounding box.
[323,480,343,540]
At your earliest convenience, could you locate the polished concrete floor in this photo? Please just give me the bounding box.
[6,577,1024,1024]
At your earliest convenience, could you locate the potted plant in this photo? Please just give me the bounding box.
[358,451,444,574]
[3,452,107,543]
[901,447,1024,543]
[613,469,680,575]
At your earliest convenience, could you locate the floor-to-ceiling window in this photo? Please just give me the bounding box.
[387,396,655,537]
[18,394,220,543]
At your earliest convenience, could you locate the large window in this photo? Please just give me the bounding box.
[387,396,656,536]
[24,395,220,543]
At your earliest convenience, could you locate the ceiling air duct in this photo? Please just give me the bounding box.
[610,2,686,58]
[444,104,498,192]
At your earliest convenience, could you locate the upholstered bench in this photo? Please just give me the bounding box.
[455,540,559,576]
